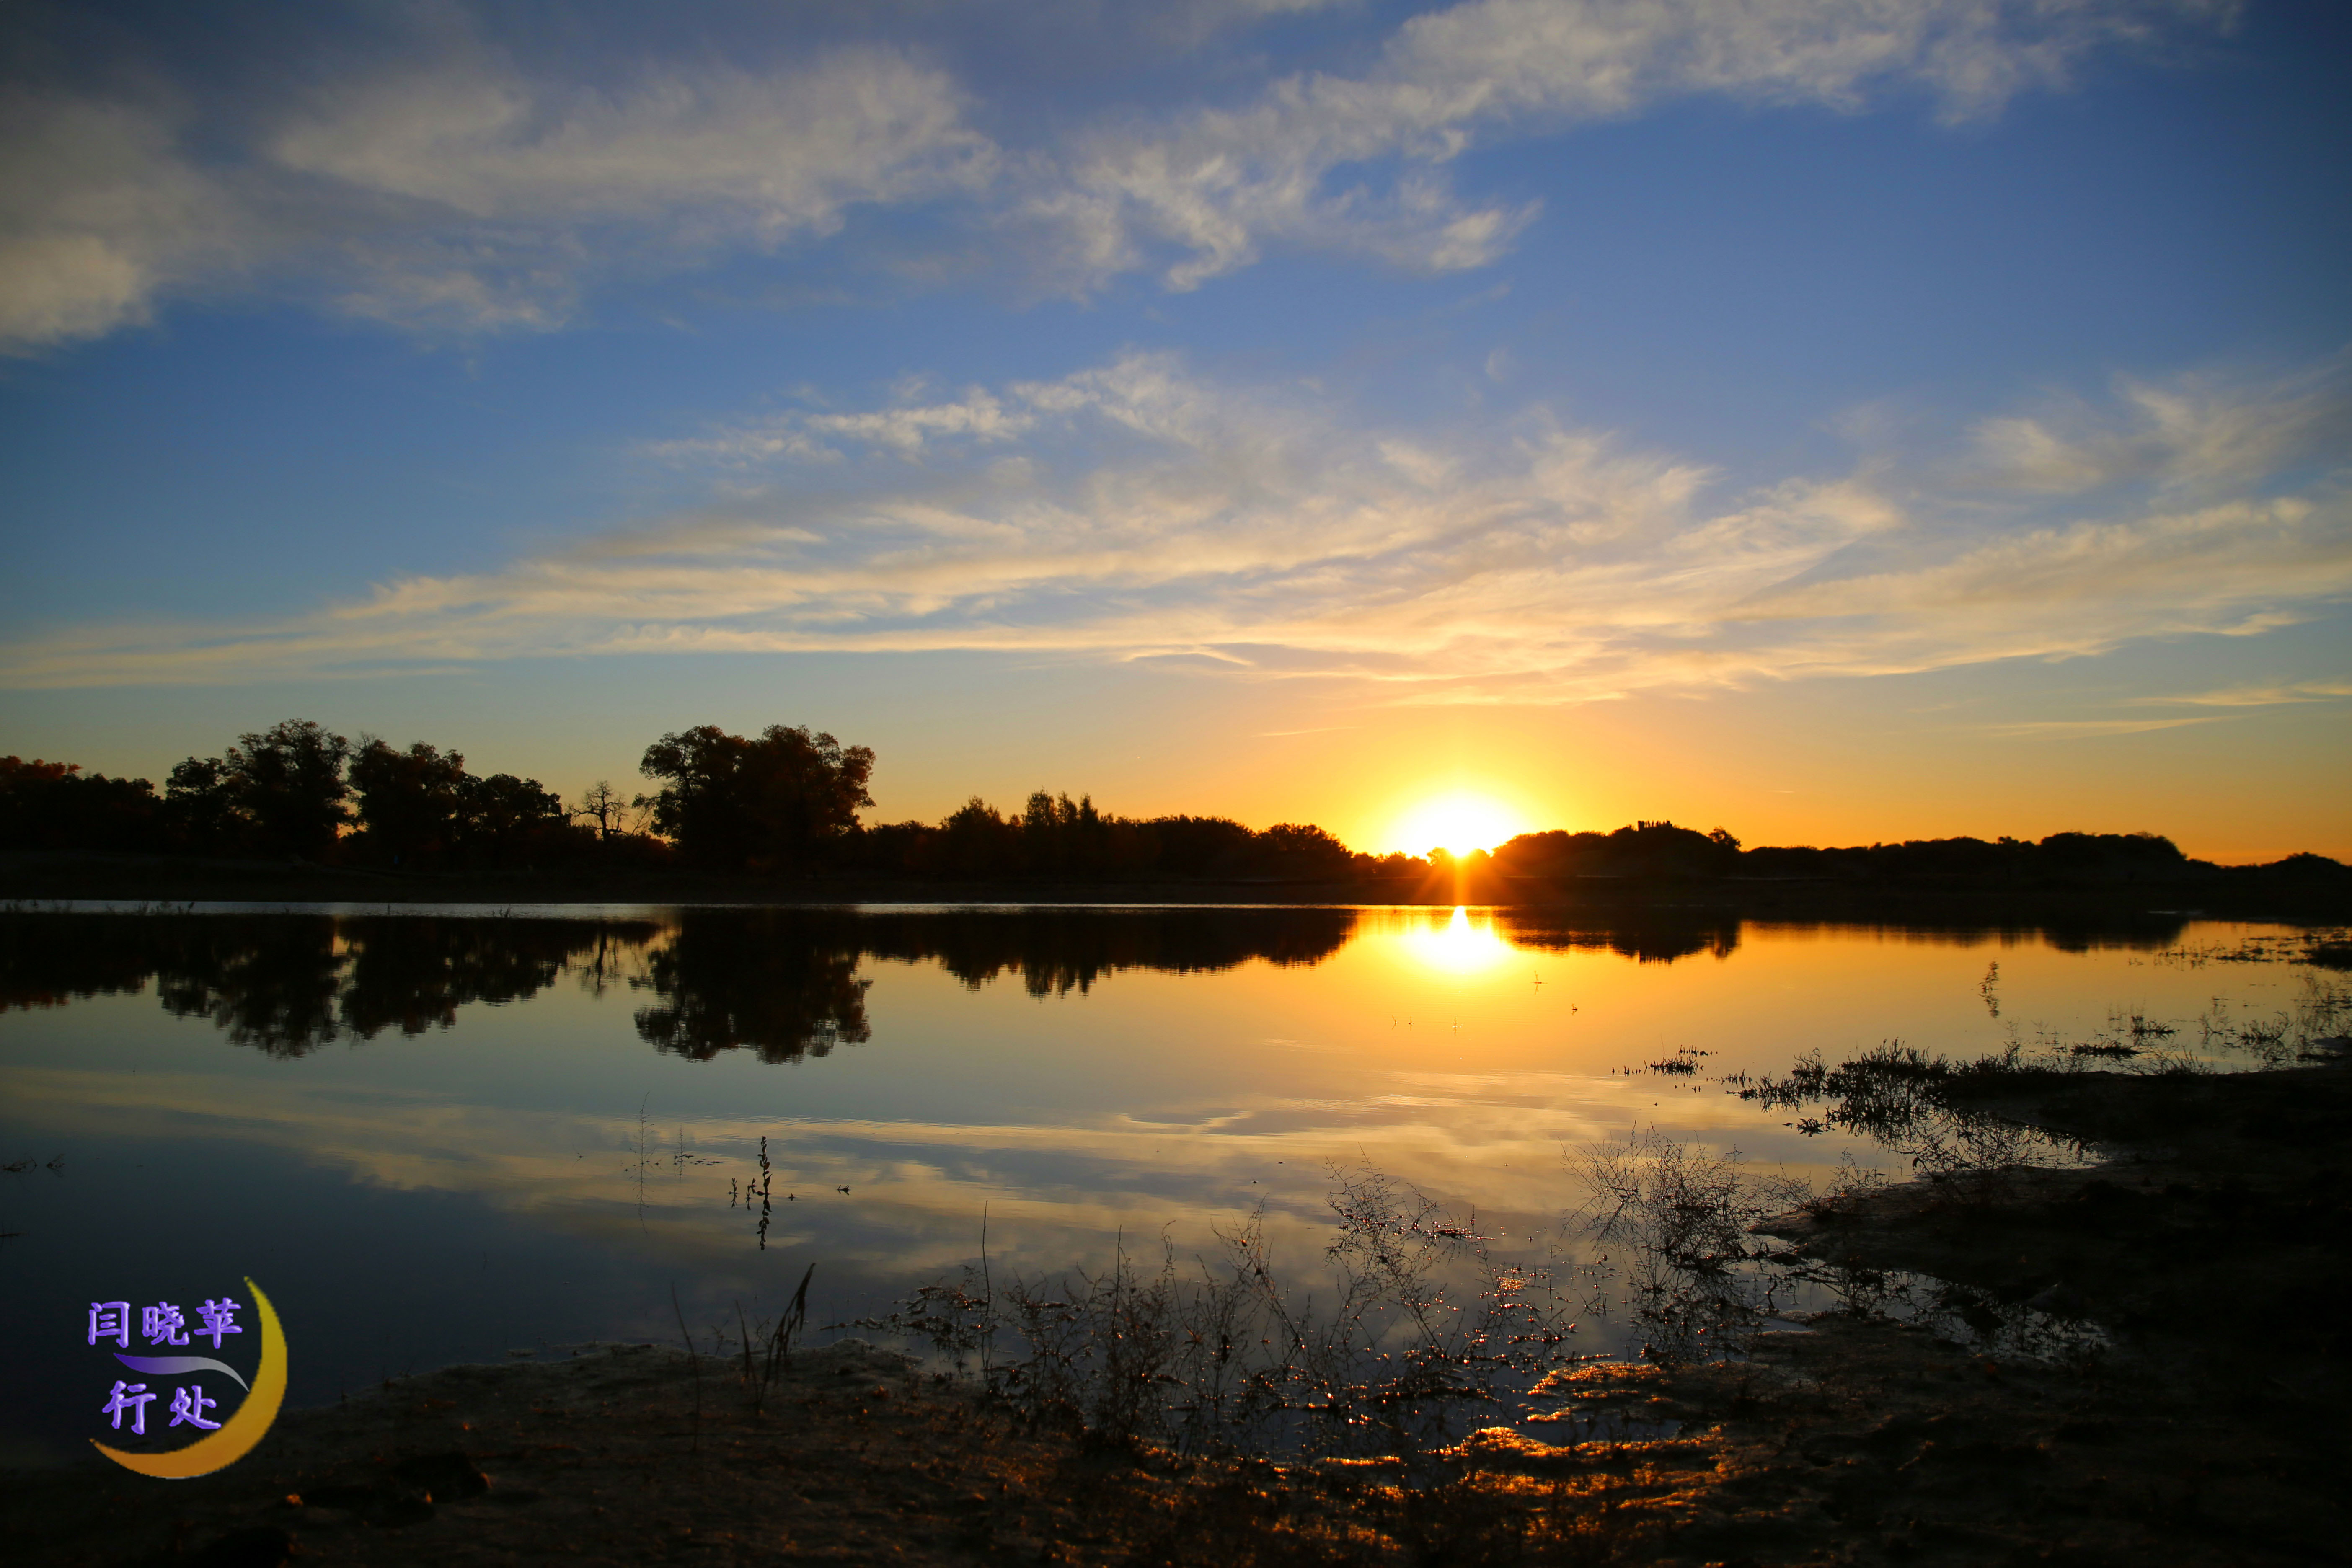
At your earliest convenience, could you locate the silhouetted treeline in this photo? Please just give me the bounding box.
[1732,831,2207,884]
[848,794,1391,883]
[0,720,1401,884]
[0,755,175,853]
[0,721,616,871]
[1483,818,2349,894]
[6,718,2346,892]
[1489,821,1744,880]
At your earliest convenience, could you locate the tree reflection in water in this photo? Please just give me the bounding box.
[155,918,345,1056]
[632,911,871,1064]
[1501,912,1742,964]
[0,914,667,1057]
[857,905,1358,995]
[0,907,1360,1062]
[0,905,2198,1065]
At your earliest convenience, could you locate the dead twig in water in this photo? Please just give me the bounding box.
[765,1262,815,1399]
[737,1300,757,1416]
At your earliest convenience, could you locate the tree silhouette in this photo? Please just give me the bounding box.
[230,720,353,857]
[573,780,628,841]
[163,720,352,858]
[1256,822,1354,878]
[162,755,245,852]
[640,724,875,872]
[0,757,162,851]
[455,772,566,866]
[349,741,568,869]
[351,739,469,866]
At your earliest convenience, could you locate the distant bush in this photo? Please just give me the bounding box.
[1491,819,1739,879]
[0,757,165,852]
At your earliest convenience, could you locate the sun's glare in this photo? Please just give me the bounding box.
[1398,906,1517,976]
[1389,792,1522,857]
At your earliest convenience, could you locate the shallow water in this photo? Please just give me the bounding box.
[2,903,2332,1463]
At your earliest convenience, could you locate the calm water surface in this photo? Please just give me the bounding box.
[0,904,2325,1462]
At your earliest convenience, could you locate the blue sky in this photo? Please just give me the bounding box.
[2,0,2346,858]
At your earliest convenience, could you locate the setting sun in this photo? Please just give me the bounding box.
[1388,793,1525,858]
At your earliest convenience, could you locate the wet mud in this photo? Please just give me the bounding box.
[1559,1052,2352,1565]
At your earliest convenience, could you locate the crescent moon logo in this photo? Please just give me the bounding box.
[92,1278,286,1480]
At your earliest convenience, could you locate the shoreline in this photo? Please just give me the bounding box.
[8,850,2349,923]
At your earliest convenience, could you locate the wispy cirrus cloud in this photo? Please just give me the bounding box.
[654,386,1040,465]
[2130,678,2352,707]
[0,30,994,347]
[4,349,2344,699]
[1979,716,2221,738]
[268,43,997,332]
[0,0,2239,346]
[0,92,246,347]
[1960,351,2352,498]
[1031,0,2240,290]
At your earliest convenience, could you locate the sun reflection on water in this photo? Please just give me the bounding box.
[1396,906,1519,976]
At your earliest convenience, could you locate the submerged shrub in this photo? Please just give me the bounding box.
[858,1167,1574,1461]
[1569,1129,1809,1365]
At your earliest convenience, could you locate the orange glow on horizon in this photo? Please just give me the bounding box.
[1383,791,1526,857]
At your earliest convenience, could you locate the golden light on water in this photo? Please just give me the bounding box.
[1388,792,1524,857]
[1396,906,1519,976]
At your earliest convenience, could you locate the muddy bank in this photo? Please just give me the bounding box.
[8,1338,1383,1567]
[0,1336,1727,1567]
[1541,1053,2352,1566]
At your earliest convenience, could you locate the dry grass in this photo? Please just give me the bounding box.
[858,1167,1577,1464]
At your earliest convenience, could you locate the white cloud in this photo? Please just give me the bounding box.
[1961,353,2352,497]
[0,92,243,349]
[6,346,2343,698]
[0,39,995,347]
[1034,0,2238,289]
[659,352,1320,466]
[2132,678,2352,707]
[281,42,997,333]
[656,387,1042,465]
[269,47,993,233]
[0,0,2241,346]
[1980,717,2220,737]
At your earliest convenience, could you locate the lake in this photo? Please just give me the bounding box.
[3,902,2333,1464]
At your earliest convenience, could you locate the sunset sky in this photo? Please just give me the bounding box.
[1,0,2345,861]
